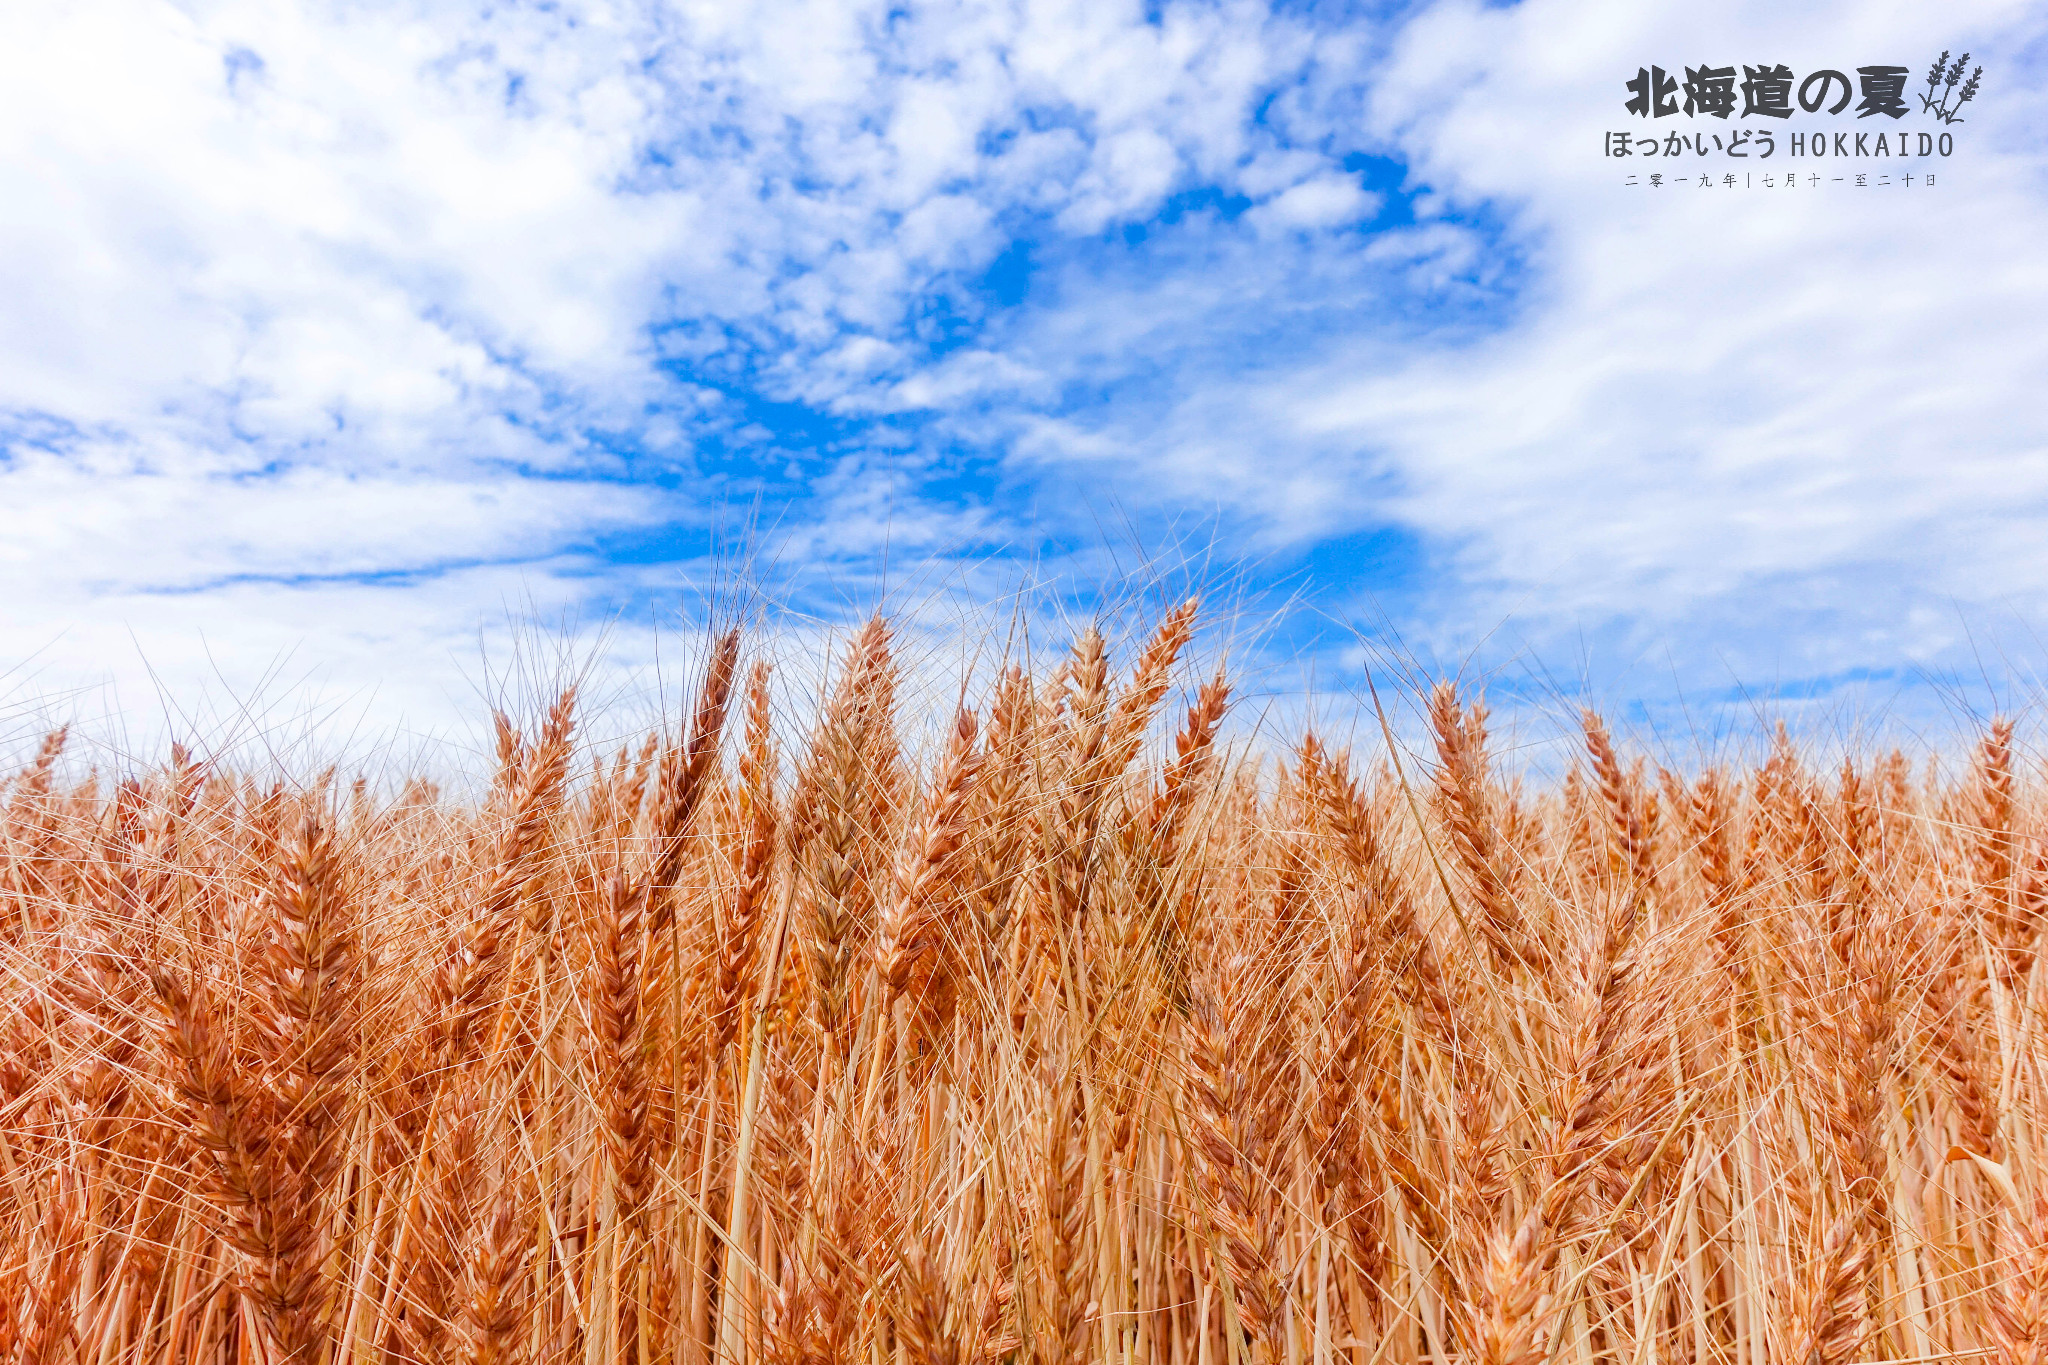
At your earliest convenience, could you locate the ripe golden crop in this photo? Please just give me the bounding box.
[2,609,2042,1365]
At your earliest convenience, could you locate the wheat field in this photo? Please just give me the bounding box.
[3,605,2045,1365]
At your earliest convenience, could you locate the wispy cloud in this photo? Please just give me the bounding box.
[4,0,2045,741]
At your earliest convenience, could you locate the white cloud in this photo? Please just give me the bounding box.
[1321,0,2048,679]
[9,0,2045,742]
[967,0,2048,696]
[1248,175,1379,233]
[882,349,1047,412]
[1,0,1359,735]
[0,0,1341,459]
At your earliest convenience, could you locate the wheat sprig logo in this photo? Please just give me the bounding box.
[1920,50,1984,124]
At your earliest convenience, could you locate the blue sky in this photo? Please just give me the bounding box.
[4,0,2048,752]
